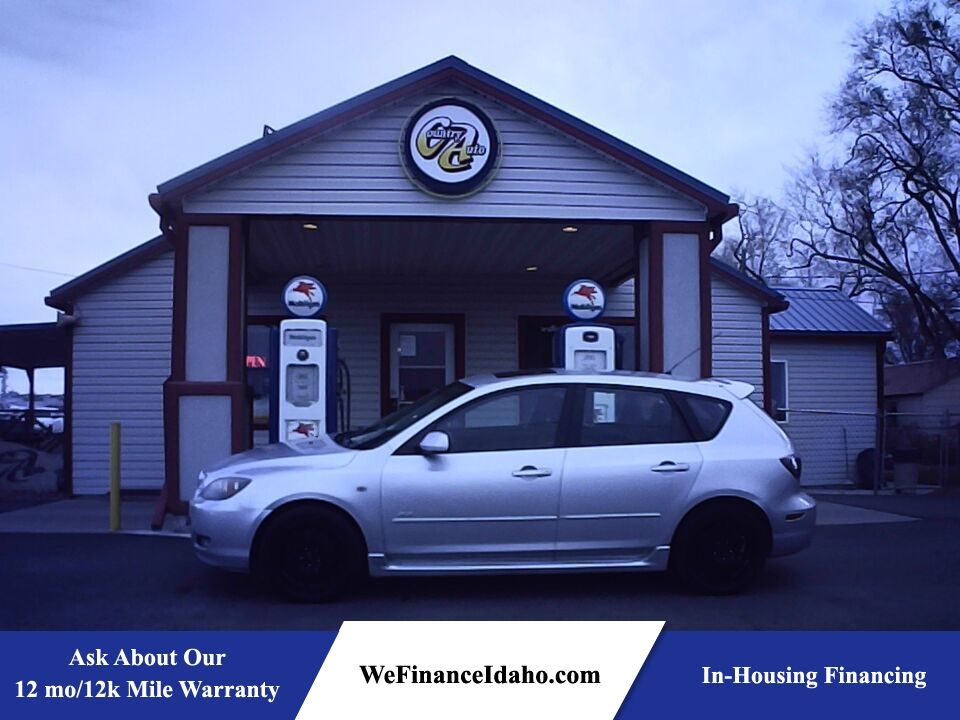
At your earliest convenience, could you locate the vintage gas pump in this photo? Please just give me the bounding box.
[272,276,339,443]
[554,278,617,371]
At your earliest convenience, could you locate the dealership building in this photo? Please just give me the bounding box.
[29,56,885,517]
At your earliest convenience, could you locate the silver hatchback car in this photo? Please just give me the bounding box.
[190,371,815,600]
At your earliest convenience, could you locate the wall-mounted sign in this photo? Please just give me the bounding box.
[282,275,327,317]
[563,279,606,321]
[402,98,500,197]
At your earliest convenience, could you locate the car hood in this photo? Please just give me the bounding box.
[203,435,356,474]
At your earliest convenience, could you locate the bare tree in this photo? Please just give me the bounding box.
[788,0,960,359]
[717,195,793,282]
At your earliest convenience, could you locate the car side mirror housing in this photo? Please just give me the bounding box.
[419,431,450,455]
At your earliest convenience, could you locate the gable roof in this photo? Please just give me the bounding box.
[709,258,788,311]
[45,235,171,311]
[153,56,737,223]
[885,358,960,397]
[770,287,890,336]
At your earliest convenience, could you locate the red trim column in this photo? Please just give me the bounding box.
[647,226,664,373]
[762,307,772,414]
[699,229,713,378]
[632,224,646,371]
[162,214,248,514]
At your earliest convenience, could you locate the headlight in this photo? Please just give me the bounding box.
[200,476,251,501]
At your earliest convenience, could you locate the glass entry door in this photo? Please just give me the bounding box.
[389,323,455,411]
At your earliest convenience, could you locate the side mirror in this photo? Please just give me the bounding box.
[419,431,450,455]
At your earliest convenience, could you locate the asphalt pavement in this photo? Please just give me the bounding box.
[1,490,958,630]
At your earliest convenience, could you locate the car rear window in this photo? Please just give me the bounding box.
[680,394,732,440]
[580,386,693,446]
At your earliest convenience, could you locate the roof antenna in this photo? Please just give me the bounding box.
[665,347,698,375]
[262,124,275,137]
[664,332,723,375]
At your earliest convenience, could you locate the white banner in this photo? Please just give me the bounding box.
[297,620,664,719]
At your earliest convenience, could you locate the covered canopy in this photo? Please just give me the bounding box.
[0,322,69,370]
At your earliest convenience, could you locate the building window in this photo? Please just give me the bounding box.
[770,359,789,423]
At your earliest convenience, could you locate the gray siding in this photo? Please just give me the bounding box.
[602,279,635,318]
[711,276,765,407]
[71,251,173,493]
[609,275,765,405]
[771,337,878,486]
[184,81,705,221]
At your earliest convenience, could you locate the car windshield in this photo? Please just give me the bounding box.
[334,381,473,450]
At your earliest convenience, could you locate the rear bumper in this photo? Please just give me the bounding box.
[770,492,817,557]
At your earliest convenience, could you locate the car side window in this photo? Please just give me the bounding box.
[580,386,692,446]
[428,386,567,453]
[680,393,732,440]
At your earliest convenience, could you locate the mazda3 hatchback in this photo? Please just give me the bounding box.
[190,371,815,600]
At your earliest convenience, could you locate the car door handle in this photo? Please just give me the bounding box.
[650,461,690,473]
[512,465,552,478]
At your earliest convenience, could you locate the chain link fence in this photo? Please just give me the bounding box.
[779,408,959,492]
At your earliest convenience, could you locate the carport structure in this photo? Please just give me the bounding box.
[0,323,69,429]
[148,56,739,513]
[0,322,70,491]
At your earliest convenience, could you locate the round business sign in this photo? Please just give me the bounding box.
[282,275,327,317]
[563,279,606,321]
[401,98,500,197]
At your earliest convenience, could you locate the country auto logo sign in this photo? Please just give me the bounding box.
[563,279,606,321]
[283,275,327,317]
[402,98,500,197]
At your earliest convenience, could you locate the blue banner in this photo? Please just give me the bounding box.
[0,629,952,718]
[619,631,951,718]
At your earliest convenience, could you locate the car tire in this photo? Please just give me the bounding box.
[256,505,365,602]
[670,503,769,595]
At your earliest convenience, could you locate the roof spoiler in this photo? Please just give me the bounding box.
[701,378,755,400]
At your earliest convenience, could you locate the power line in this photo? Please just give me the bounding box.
[0,262,75,278]
[763,269,957,280]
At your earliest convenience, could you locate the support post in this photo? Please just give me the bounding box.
[25,367,36,432]
[873,410,884,496]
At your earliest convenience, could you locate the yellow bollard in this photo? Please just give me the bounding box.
[110,423,121,531]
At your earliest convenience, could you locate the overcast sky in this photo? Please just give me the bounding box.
[1,0,888,391]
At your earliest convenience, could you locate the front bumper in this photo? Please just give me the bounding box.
[189,496,266,572]
[770,492,817,557]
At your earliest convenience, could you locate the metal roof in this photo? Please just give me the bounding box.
[885,358,960,396]
[769,287,890,336]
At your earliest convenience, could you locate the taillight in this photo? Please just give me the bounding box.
[780,454,802,480]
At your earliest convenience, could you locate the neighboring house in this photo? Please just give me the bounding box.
[885,358,960,421]
[769,288,891,486]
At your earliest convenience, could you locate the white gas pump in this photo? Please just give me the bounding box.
[558,325,616,371]
[278,318,329,441]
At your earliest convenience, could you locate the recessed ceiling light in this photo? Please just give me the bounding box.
[526,266,539,272]
[562,225,578,233]
[303,223,318,230]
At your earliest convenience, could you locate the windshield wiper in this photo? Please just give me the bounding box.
[333,430,357,448]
